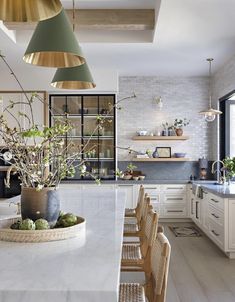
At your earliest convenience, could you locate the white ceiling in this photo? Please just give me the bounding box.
[1,0,235,78]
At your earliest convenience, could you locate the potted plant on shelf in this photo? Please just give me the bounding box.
[173,118,190,136]
[121,163,137,180]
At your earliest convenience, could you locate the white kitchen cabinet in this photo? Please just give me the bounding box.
[192,188,235,258]
[228,199,235,250]
[135,184,188,219]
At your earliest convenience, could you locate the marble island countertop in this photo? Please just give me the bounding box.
[62,179,191,185]
[200,183,235,198]
[0,188,126,302]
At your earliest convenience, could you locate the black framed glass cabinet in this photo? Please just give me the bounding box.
[49,94,116,180]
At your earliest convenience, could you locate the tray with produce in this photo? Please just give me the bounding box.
[0,212,85,243]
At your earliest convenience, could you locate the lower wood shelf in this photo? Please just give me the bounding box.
[132,158,191,162]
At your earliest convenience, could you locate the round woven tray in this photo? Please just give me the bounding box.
[0,216,85,243]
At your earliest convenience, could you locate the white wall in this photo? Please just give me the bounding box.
[117,76,212,161]
[0,66,118,93]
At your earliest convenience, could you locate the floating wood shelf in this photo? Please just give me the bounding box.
[132,158,191,162]
[132,136,189,141]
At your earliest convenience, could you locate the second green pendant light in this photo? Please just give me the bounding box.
[24,0,95,89]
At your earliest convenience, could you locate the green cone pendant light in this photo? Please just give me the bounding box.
[0,0,62,22]
[23,9,85,68]
[51,0,95,90]
[51,63,96,89]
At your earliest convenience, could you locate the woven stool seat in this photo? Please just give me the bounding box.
[125,208,136,217]
[119,283,146,302]
[122,244,144,266]
[124,223,139,233]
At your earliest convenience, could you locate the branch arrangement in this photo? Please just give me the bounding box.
[0,53,137,189]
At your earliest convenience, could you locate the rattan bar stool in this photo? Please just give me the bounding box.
[124,193,150,238]
[125,185,145,218]
[121,205,159,273]
[119,232,171,302]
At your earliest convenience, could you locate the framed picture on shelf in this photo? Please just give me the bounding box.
[156,147,171,158]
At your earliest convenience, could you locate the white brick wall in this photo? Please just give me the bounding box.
[117,76,213,161]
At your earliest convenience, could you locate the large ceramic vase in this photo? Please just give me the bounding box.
[21,187,60,227]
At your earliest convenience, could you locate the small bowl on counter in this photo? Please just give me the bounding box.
[122,174,132,180]
[174,153,186,158]
[138,175,146,180]
[136,130,148,136]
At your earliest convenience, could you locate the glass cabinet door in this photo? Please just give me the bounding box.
[49,94,115,180]
[83,95,98,115]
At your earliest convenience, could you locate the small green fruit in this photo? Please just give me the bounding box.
[58,210,65,219]
[35,218,49,230]
[58,213,77,227]
[19,219,35,230]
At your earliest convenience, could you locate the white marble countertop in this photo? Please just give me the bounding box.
[0,188,126,302]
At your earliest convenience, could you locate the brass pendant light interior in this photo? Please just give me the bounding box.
[0,0,62,22]
[23,9,85,68]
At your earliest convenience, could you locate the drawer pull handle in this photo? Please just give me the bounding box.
[147,187,157,190]
[211,213,219,219]
[167,198,183,201]
[151,198,158,201]
[167,210,184,213]
[211,198,219,203]
[166,187,184,190]
[211,230,219,236]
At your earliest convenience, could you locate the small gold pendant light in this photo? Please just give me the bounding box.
[23,9,85,68]
[51,0,96,89]
[199,58,222,122]
[0,0,62,22]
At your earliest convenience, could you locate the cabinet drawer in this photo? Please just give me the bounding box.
[208,204,224,227]
[162,185,186,194]
[208,194,224,210]
[144,185,160,196]
[149,194,161,204]
[163,194,186,204]
[208,218,224,247]
[162,205,187,218]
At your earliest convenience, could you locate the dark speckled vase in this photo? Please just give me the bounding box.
[21,187,60,227]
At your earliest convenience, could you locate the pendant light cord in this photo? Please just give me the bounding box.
[208,58,213,109]
[72,0,75,32]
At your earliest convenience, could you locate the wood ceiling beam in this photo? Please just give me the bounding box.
[4,9,155,31]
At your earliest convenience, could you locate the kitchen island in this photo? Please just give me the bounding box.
[0,188,126,302]
[190,183,235,258]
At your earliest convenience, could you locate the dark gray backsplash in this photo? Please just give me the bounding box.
[118,161,214,181]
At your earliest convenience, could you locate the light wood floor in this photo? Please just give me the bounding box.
[121,222,235,302]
